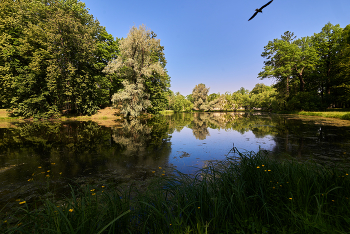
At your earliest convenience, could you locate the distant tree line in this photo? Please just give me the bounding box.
[0,0,169,118]
[168,22,350,113]
[167,83,277,112]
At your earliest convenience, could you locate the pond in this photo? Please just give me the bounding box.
[1,112,350,211]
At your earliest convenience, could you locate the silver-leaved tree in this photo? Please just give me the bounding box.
[103,25,166,117]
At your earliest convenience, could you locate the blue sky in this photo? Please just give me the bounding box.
[82,0,350,96]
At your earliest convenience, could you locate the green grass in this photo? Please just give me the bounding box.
[2,150,350,233]
[275,109,350,120]
[298,111,350,120]
[159,110,175,115]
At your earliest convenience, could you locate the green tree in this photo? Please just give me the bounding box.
[336,24,350,106]
[311,23,344,106]
[103,25,168,117]
[171,92,193,112]
[250,84,277,110]
[94,27,121,107]
[0,0,107,117]
[259,31,318,110]
[192,83,209,111]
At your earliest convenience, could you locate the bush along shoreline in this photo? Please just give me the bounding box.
[2,149,350,233]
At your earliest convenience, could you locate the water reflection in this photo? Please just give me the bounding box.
[0,119,171,210]
[1,113,350,212]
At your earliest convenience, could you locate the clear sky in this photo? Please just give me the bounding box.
[82,0,350,96]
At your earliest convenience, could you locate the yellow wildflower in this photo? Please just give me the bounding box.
[198,207,200,209]
[162,174,165,176]
[101,186,105,188]
[38,166,42,168]
[92,193,96,196]
[47,170,50,173]
[46,175,50,177]
[3,220,7,223]
[152,171,155,173]
[59,172,62,175]
[262,165,265,167]
[273,187,275,189]
[19,201,26,205]
[159,167,162,169]
[257,166,260,168]
[90,189,95,192]
[51,163,55,165]
[289,198,292,200]
[268,170,271,171]
[69,209,73,212]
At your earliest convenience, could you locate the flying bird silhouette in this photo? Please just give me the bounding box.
[248,0,274,21]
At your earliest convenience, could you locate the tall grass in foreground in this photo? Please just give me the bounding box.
[2,150,350,233]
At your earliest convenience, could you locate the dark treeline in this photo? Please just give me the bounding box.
[0,0,169,118]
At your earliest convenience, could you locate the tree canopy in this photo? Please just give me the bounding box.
[0,0,119,117]
[103,25,170,117]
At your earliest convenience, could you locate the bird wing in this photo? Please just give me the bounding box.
[248,12,258,21]
[260,0,273,10]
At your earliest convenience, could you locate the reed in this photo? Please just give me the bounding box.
[2,150,350,233]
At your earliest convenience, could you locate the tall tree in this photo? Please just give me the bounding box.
[0,0,107,117]
[259,31,296,100]
[336,24,350,106]
[259,32,318,109]
[103,25,168,117]
[192,83,209,111]
[311,23,343,105]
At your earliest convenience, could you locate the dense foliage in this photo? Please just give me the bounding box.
[103,25,170,117]
[259,23,350,110]
[0,1,169,118]
[0,0,122,117]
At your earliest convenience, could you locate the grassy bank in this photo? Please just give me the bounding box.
[298,111,350,120]
[2,150,350,233]
[276,109,350,120]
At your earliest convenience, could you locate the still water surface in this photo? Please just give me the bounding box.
[1,112,350,209]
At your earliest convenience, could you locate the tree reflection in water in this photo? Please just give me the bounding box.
[112,119,152,156]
